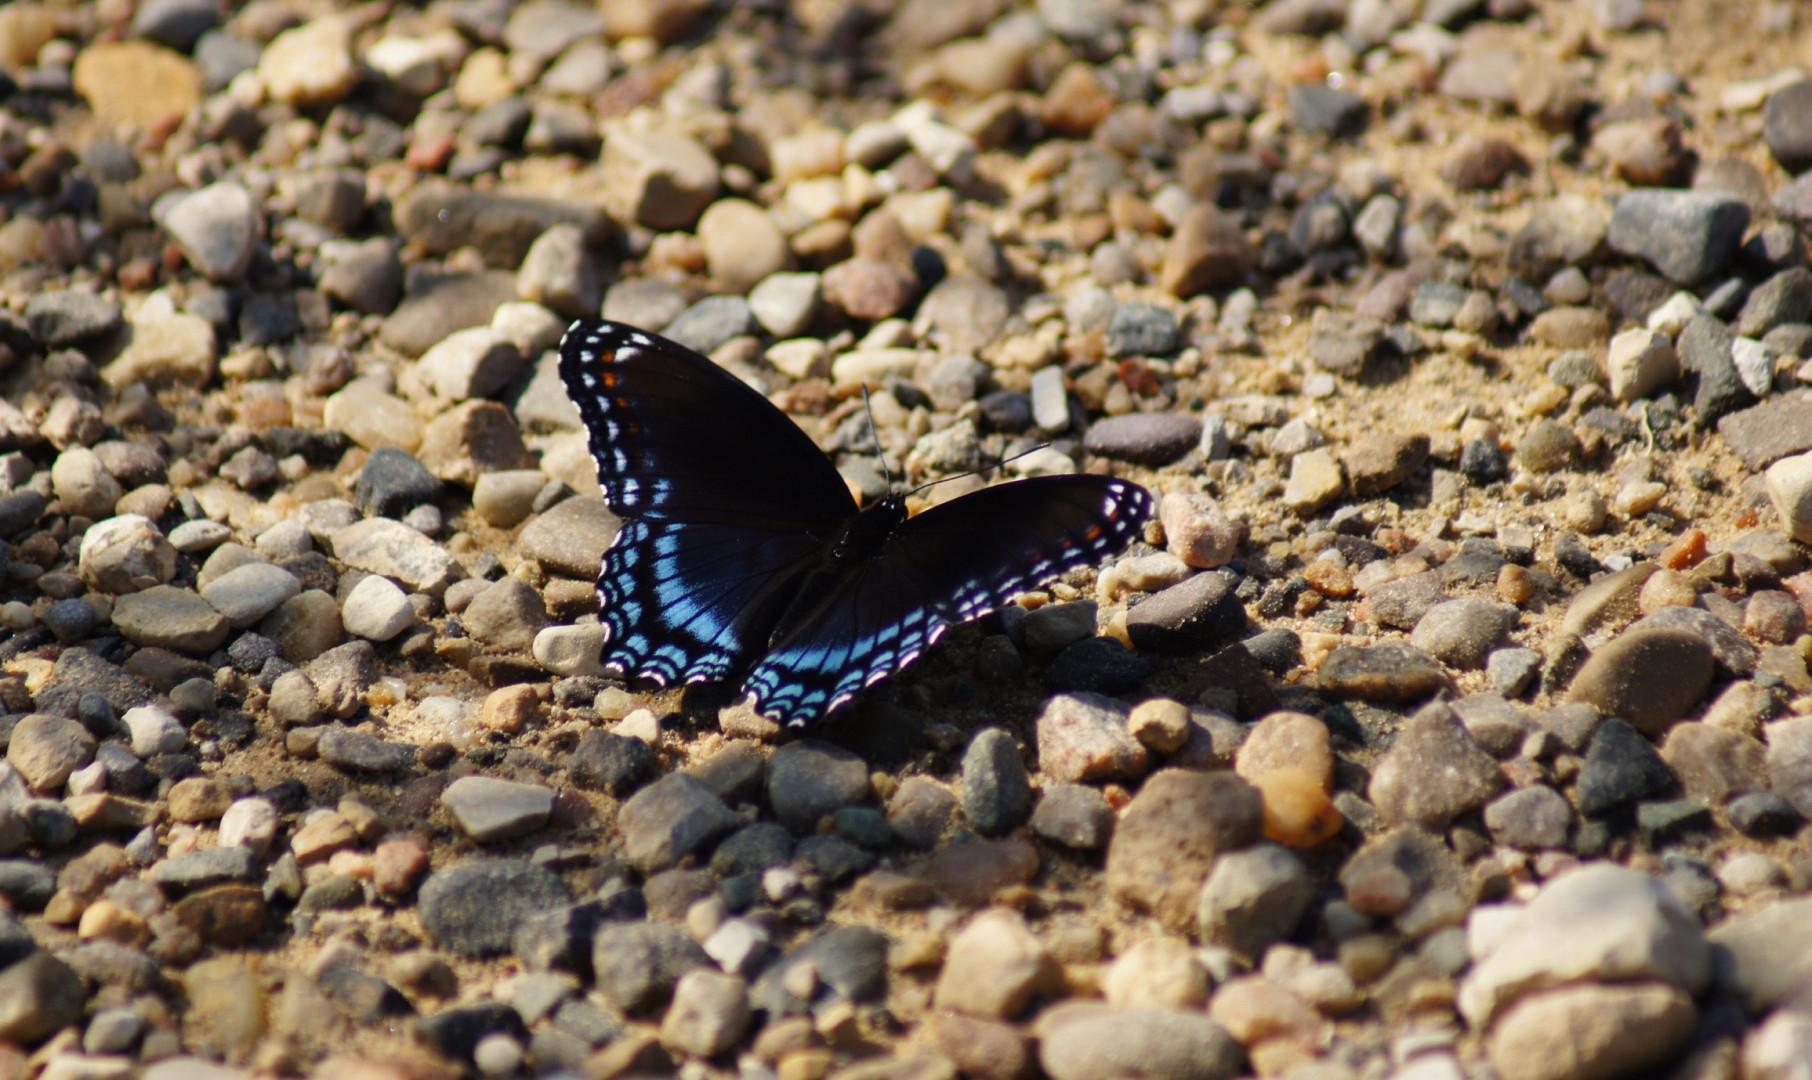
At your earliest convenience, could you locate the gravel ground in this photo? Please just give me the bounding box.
[1,0,1812,1078]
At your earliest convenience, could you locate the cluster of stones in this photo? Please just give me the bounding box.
[0,0,1811,1077]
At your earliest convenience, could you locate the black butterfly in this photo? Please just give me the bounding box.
[557,318,1155,728]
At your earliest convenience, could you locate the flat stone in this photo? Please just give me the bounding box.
[1318,642,1454,703]
[1722,393,1812,471]
[618,773,737,872]
[1125,570,1246,654]
[518,496,619,579]
[933,907,1061,1020]
[331,518,457,594]
[767,740,870,834]
[1576,718,1675,817]
[111,586,230,653]
[1036,1005,1243,1080]
[442,775,554,842]
[199,562,300,629]
[395,184,610,268]
[1082,414,1201,466]
[316,727,416,773]
[1486,983,1695,1080]
[1035,693,1148,783]
[71,39,202,131]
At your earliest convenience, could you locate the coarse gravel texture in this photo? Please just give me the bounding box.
[0,0,1811,1079]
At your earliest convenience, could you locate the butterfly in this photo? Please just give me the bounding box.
[557,318,1156,728]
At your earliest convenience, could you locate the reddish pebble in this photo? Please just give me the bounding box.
[1344,862,1414,917]
[925,838,1040,907]
[1658,528,1709,569]
[374,834,431,899]
[1745,590,1807,644]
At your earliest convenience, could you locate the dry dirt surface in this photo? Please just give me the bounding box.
[3,0,1812,1078]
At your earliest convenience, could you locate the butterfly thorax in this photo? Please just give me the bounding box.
[765,495,910,649]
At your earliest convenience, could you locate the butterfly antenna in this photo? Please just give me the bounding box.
[902,442,1052,500]
[861,386,896,491]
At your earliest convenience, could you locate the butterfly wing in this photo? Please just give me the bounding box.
[742,475,1156,726]
[558,319,859,685]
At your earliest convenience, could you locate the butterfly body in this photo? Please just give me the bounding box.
[559,318,1156,728]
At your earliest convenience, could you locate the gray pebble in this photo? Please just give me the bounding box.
[962,728,1032,837]
[419,859,571,958]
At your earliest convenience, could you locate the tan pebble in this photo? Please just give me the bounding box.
[1236,712,1334,789]
[77,899,150,947]
[1103,935,1209,1009]
[888,930,947,972]
[291,810,357,862]
[1614,480,1667,516]
[1561,488,1607,532]
[1638,568,1697,613]
[1497,564,1534,605]
[777,1048,836,1080]
[1337,934,1399,984]
[1210,975,1330,1048]
[1255,768,1344,848]
[480,683,540,734]
[1303,558,1355,597]
[1128,698,1191,753]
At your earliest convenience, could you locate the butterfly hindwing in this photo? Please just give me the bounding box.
[742,476,1156,726]
[595,519,825,685]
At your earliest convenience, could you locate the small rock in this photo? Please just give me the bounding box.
[419,859,571,958]
[1607,189,1750,285]
[1368,701,1505,827]
[442,776,554,842]
[933,907,1061,1019]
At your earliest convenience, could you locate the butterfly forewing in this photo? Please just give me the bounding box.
[742,476,1155,726]
[558,319,855,528]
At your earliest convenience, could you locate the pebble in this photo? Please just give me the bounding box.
[1082,413,1202,466]
[1102,936,1208,1010]
[1486,983,1695,1080]
[0,951,86,1044]
[1607,189,1750,285]
[316,727,416,773]
[1409,597,1516,669]
[1035,693,1148,782]
[26,291,122,347]
[419,859,570,957]
[441,776,554,843]
[961,729,1031,837]
[660,968,751,1057]
[331,518,458,594]
[1576,718,1676,817]
[1368,702,1505,827]
[110,586,230,654]
[933,907,1061,1019]
[1124,570,1246,654]
[1344,432,1429,496]
[78,514,175,594]
[1565,627,1714,735]
[1161,205,1255,297]
[766,740,870,834]
[70,40,203,131]
[1197,843,1314,961]
[1030,784,1115,850]
[1036,1005,1243,1080]
[161,181,259,282]
[340,575,416,641]
[122,704,186,758]
[1158,492,1241,569]
[461,578,549,650]
[1483,785,1574,849]
[748,273,822,339]
[259,16,359,107]
[617,773,738,872]
[518,496,618,578]
[1283,448,1346,512]
[1317,642,1454,703]
[1105,769,1263,931]
[200,562,301,629]
[1763,78,1812,172]
[353,448,440,519]
[8,715,95,792]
